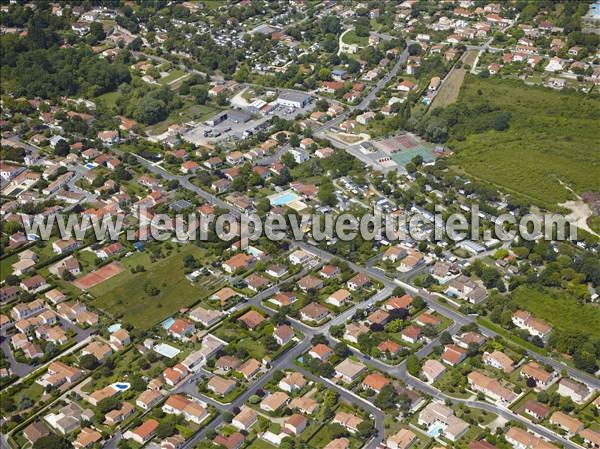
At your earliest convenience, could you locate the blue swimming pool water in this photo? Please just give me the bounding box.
[591,0,600,17]
[112,382,131,391]
[427,422,446,438]
[85,162,96,169]
[107,323,121,333]
[270,192,300,206]
[154,343,181,359]
[247,246,262,257]
[161,318,175,330]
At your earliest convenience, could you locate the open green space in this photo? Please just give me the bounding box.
[0,253,18,282]
[307,423,364,449]
[89,245,218,329]
[145,101,219,135]
[341,29,368,46]
[95,90,121,110]
[449,76,600,209]
[159,69,186,85]
[512,285,600,340]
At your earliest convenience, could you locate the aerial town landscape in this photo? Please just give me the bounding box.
[0,1,600,449]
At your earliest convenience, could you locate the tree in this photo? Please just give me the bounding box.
[311,334,328,345]
[439,332,452,345]
[88,22,106,45]
[526,377,537,388]
[155,421,176,438]
[79,354,98,370]
[357,420,374,438]
[98,397,119,413]
[412,296,426,311]
[54,139,69,157]
[333,342,350,357]
[128,37,142,51]
[406,354,421,376]
[374,384,398,410]
[34,435,70,449]
[5,275,20,286]
[193,87,208,105]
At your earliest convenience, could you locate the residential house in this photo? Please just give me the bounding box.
[482,351,515,373]
[422,359,446,383]
[334,359,366,383]
[467,371,517,405]
[557,378,591,404]
[279,372,306,393]
[300,302,329,323]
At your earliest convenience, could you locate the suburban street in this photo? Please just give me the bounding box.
[101,151,596,449]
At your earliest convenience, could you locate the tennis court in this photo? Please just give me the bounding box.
[373,133,437,168]
[73,261,124,290]
[391,146,436,166]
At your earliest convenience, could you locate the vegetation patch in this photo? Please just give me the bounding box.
[512,285,600,339]
[89,245,216,329]
[424,76,600,209]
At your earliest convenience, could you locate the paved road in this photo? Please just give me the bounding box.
[105,44,598,448]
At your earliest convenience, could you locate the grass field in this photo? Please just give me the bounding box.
[0,254,18,282]
[95,90,121,111]
[512,286,600,339]
[145,102,219,135]
[429,50,478,110]
[159,69,186,86]
[89,245,218,329]
[476,318,549,356]
[448,76,600,209]
[342,29,368,46]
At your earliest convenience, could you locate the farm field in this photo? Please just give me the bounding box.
[512,285,600,340]
[448,76,600,209]
[88,245,220,329]
[429,50,478,109]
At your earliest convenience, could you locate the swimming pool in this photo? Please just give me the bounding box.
[153,343,181,359]
[426,422,446,438]
[85,162,97,169]
[247,246,264,258]
[107,323,122,333]
[269,190,300,206]
[111,382,131,392]
[161,318,175,330]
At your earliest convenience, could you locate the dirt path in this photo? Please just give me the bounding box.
[557,179,599,237]
[429,50,478,110]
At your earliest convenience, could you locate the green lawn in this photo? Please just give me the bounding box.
[88,245,216,329]
[159,69,186,85]
[0,254,18,281]
[247,439,278,449]
[145,102,219,135]
[342,29,368,46]
[512,285,600,340]
[95,90,121,111]
[476,318,549,356]
[449,76,600,209]
[308,423,364,449]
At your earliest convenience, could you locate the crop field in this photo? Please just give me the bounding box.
[449,76,600,209]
